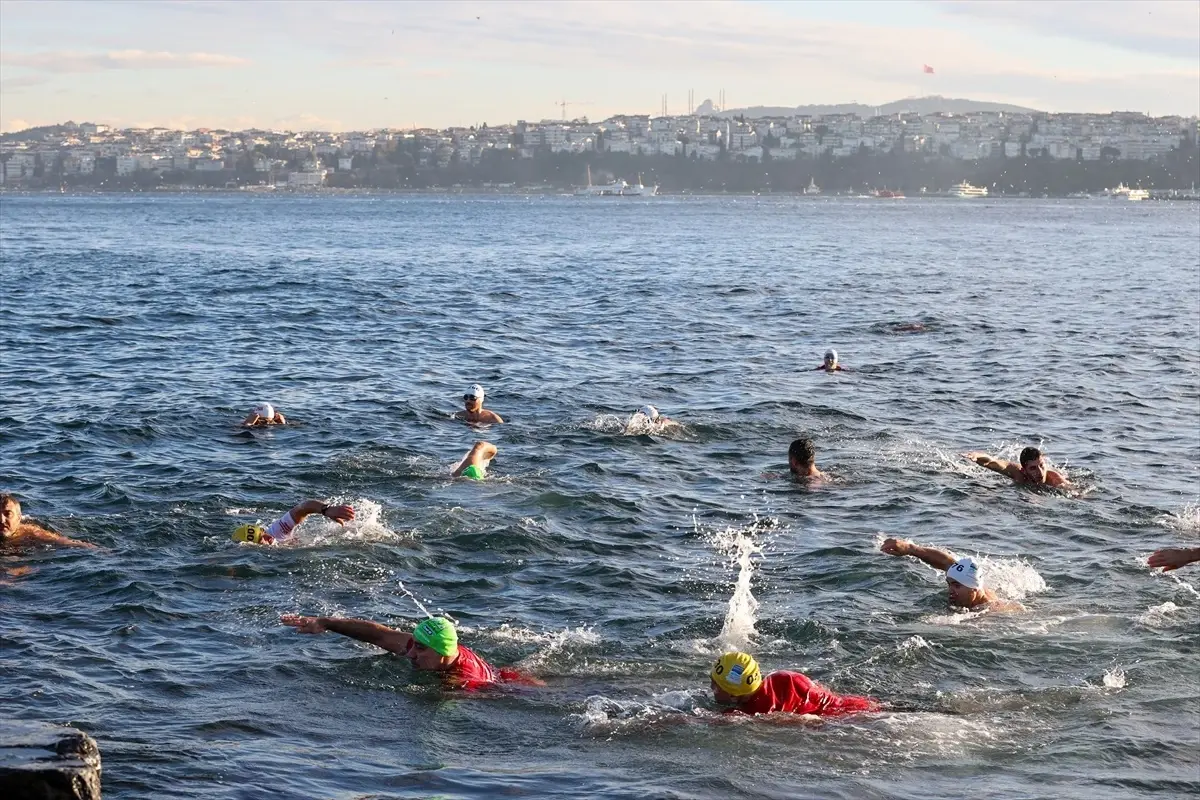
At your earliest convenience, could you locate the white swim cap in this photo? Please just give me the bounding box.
[638,405,660,420]
[466,384,485,400]
[825,349,838,362]
[253,403,275,421]
[946,557,981,589]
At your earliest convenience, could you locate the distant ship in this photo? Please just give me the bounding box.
[949,181,988,198]
[1108,183,1149,201]
[575,165,657,196]
[803,177,821,196]
[873,188,904,199]
[623,174,658,196]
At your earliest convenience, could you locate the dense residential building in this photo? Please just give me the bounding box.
[0,110,1195,188]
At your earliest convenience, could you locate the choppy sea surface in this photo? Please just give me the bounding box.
[1,193,1198,799]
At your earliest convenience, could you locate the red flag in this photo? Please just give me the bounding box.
[923,64,935,74]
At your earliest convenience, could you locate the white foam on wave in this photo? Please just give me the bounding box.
[582,413,692,439]
[871,711,1004,760]
[878,435,980,477]
[1136,601,1183,628]
[572,689,712,736]
[924,608,990,626]
[1155,502,1200,534]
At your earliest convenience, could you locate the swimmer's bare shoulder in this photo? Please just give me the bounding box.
[5,521,97,549]
[983,597,1025,613]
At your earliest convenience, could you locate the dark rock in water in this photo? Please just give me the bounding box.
[0,720,102,800]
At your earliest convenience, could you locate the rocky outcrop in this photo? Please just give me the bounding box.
[0,720,101,800]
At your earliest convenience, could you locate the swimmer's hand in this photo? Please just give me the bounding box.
[321,504,355,526]
[881,537,911,556]
[1148,547,1200,572]
[280,614,327,634]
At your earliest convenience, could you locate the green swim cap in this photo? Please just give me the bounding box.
[413,617,458,658]
[461,464,486,481]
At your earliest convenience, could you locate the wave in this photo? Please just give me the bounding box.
[1155,502,1200,534]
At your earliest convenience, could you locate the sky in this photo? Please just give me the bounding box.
[0,0,1197,132]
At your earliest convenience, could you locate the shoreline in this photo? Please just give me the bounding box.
[1,186,1197,201]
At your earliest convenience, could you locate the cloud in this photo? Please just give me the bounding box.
[0,74,50,91]
[0,49,250,73]
[933,0,1200,61]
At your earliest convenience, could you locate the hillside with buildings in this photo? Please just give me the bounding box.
[1,108,1196,196]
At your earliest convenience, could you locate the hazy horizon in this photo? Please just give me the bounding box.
[1,0,1197,133]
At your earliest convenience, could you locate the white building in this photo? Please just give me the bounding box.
[287,169,326,187]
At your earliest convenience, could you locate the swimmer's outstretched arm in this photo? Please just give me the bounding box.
[963,452,1018,478]
[26,528,97,549]
[1148,547,1200,572]
[280,615,412,655]
[880,538,955,571]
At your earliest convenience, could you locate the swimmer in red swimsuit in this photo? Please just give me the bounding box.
[279,614,542,690]
[709,651,880,717]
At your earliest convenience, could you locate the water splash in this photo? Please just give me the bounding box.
[291,498,407,546]
[1156,502,1200,534]
[582,413,691,439]
[977,556,1047,601]
[1102,667,1127,689]
[702,517,776,651]
[395,578,434,619]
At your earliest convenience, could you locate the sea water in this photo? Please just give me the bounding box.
[2,194,1197,798]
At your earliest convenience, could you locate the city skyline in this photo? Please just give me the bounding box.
[1,0,1198,133]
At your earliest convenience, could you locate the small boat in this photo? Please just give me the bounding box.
[803,177,820,196]
[873,188,904,199]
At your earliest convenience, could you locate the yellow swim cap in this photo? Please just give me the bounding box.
[711,651,763,697]
[232,524,266,544]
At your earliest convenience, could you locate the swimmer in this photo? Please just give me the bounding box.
[963,446,1069,488]
[630,405,679,430]
[232,499,354,545]
[880,538,1021,610]
[1,494,97,549]
[279,614,542,690]
[814,349,844,372]
[788,437,827,480]
[452,441,497,481]
[455,384,504,425]
[1148,547,1200,572]
[709,651,880,717]
[243,403,287,427]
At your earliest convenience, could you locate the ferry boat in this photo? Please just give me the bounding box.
[949,181,988,198]
[803,177,821,196]
[873,188,904,199]
[1108,183,1149,201]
